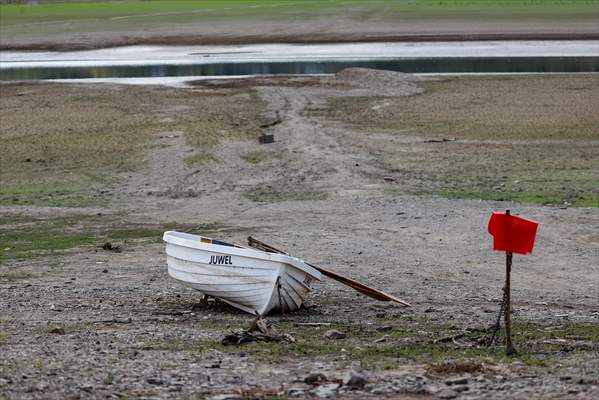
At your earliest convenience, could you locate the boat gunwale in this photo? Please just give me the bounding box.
[163,231,322,281]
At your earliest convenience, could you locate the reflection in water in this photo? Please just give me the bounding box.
[1,57,598,80]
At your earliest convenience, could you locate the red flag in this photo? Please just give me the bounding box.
[488,212,539,255]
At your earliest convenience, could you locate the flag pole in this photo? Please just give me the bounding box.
[504,210,517,355]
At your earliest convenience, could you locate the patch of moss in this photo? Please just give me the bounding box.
[241,151,271,165]
[184,153,217,166]
[0,174,109,207]
[0,331,9,345]
[0,214,227,263]
[0,269,33,282]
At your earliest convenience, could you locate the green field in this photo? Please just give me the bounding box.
[1,0,597,25]
[1,0,597,49]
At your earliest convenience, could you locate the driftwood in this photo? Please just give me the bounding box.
[247,236,411,307]
[293,322,331,327]
[221,316,295,345]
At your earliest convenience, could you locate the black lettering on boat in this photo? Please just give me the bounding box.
[209,255,233,265]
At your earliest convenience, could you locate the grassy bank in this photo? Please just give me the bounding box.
[327,75,599,207]
[2,0,595,25]
[1,0,597,49]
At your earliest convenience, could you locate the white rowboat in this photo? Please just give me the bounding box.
[163,231,322,315]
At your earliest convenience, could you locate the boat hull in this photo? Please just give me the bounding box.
[163,231,321,315]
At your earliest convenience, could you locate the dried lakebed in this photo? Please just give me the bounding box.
[0,70,598,399]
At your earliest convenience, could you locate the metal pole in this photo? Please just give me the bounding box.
[504,210,517,355]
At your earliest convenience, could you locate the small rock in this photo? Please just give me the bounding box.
[102,269,108,273]
[0,378,12,386]
[370,385,393,395]
[287,387,306,397]
[324,330,346,339]
[102,242,121,253]
[304,372,327,385]
[207,395,242,400]
[453,385,469,393]
[312,383,340,398]
[146,377,163,385]
[445,377,469,385]
[374,335,390,343]
[344,370,368,390]
[48,326,65,335]
[376,325,393,332]
[438,388,458,399]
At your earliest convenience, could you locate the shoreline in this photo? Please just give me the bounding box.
[2,32,599,52]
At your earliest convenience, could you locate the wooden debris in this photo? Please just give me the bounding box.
[221,316,295,345]
[293,322,331,327]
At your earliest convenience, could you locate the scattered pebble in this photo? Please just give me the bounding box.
[446,377,469,386]
[376,325,393,332]
[324,330,346,339]
[344,370,368,389]
[304,372,327,385]
[48,326,65,335]
[374,335,390,343]
[312,383,340,398]
[438,388,459,399]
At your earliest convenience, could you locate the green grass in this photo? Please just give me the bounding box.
[0,174,108,207]
[103,370,114,385]
[1,0,595,50]
[1,1,595,26]
[146,319,599,372]
[0,213,227,263]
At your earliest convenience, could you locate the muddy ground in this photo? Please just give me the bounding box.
[1,71,598,399]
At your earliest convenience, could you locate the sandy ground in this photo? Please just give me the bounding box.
[1,71,598,399]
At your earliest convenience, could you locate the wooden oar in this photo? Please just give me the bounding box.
[247,236,411,307]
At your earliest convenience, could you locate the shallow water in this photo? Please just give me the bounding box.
[1,41,597,81]
[1,57,598,81]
